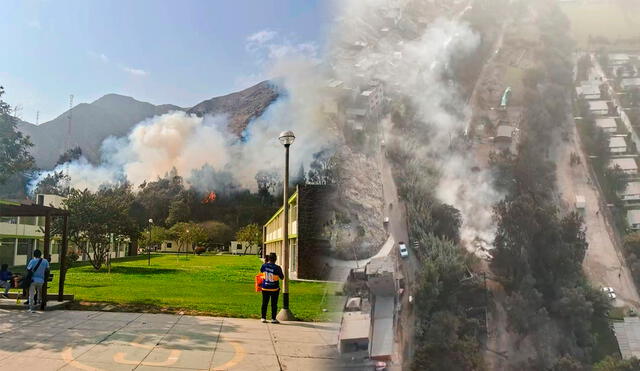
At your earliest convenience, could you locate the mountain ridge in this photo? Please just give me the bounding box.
[18,81,279,169]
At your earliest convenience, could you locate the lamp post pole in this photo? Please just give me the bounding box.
[148,219,153,266]
[277,130,295,321]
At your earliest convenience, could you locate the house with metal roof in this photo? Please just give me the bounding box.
[621,78,640,91]
[609,136,627,153]
[576,83,601,100]
[596,117,618,134]
[628,210,640,230]
[619,182,640,202]
[588,100,610,115]
[609,158,638,175]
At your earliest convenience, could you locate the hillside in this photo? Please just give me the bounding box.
[187,80,278,136]
[18,81,279,169]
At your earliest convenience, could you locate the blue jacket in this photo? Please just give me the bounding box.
[0,270,11,281]
[260,263,284,291]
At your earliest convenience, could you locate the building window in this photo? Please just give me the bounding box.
[0,217,17,224]
[19,216,37,226]
[17,239,34,256]
[237,243,243,250]
[290,239,298,274]
[166,242,172,249]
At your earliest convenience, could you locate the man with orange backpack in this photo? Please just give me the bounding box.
[259,253,284,323]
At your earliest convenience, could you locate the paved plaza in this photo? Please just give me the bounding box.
[0,309,339,371]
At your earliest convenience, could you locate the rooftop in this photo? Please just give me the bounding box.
[610,158,638,171]
[496,125,516,138]
[588,100,609,111]
[621,182,640,196]
[609,136,627,148]
[370,295,394,359]
[577,84,600,97]
[628,210,640,225]
[366,256,395,276]
[339,311,371,341]
[621,78,640,89]
[596,117,617,130]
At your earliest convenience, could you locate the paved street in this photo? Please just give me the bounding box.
[0,310,338,371]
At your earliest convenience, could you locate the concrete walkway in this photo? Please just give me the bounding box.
[0,310,339,371]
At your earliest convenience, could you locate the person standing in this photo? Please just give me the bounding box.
[26,249,49,313]
[260,253,284,324]
[0,264,12,298]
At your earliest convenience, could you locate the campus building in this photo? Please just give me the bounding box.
[263,184,334,280]
[0,194,130,267]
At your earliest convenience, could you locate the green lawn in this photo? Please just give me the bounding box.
[49,254,339,321]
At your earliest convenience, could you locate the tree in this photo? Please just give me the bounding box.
[141,225,171,249]
[0,86,33,184]
[430,203,462,243]
[56,146,82,166]
[200,220,234,248]
[594,356,640,371]
[235,223,262,248]
[307,149,340,185]
[32,171,70,196]
[61,188,131,270]
[170,222,207,254]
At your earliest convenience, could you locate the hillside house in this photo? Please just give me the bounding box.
[610,158,638,175]
[621,78,640,91]
[577,83,601,100]
[619,182,640,202]
[609,136,628,153]
[588,100,610,115]
[628,210,640,230]
[596,117,618,133]
[610,53,631,66]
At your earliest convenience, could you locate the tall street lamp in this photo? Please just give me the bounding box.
[148,219,153,266]
[277,130,296,321]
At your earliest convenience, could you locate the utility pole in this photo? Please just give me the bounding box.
[66,95,73,152]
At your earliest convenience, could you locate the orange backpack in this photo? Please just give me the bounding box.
[255,273,264,292]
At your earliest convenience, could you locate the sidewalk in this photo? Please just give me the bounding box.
[0,309,339,371]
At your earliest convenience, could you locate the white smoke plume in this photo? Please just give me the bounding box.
[329,0,502,255]
[32,39,335,193]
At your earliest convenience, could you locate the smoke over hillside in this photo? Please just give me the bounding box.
[32,46,335,193]
[329,1,501,254]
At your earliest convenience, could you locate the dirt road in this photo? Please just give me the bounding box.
[555,107,640,309]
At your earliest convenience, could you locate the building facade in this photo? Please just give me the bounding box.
[0,195,130,267]
[263,185,333,280]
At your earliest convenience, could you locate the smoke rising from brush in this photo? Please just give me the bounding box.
[330,0,501,254]
[33,43,335,193]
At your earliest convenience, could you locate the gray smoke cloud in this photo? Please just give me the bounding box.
[329,0,501,256]
[32,38,336,193]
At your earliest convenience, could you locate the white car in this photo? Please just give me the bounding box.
[602,287,617,300]
[399,242,409,258]
[383,217,390,224]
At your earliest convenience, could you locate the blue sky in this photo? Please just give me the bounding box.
[1,0,329,123]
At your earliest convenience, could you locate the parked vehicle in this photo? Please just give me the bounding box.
[384,216,390,225]
[399,242,409,258]
[602,287,617,300]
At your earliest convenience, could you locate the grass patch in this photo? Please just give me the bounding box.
[49,254,340,321]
